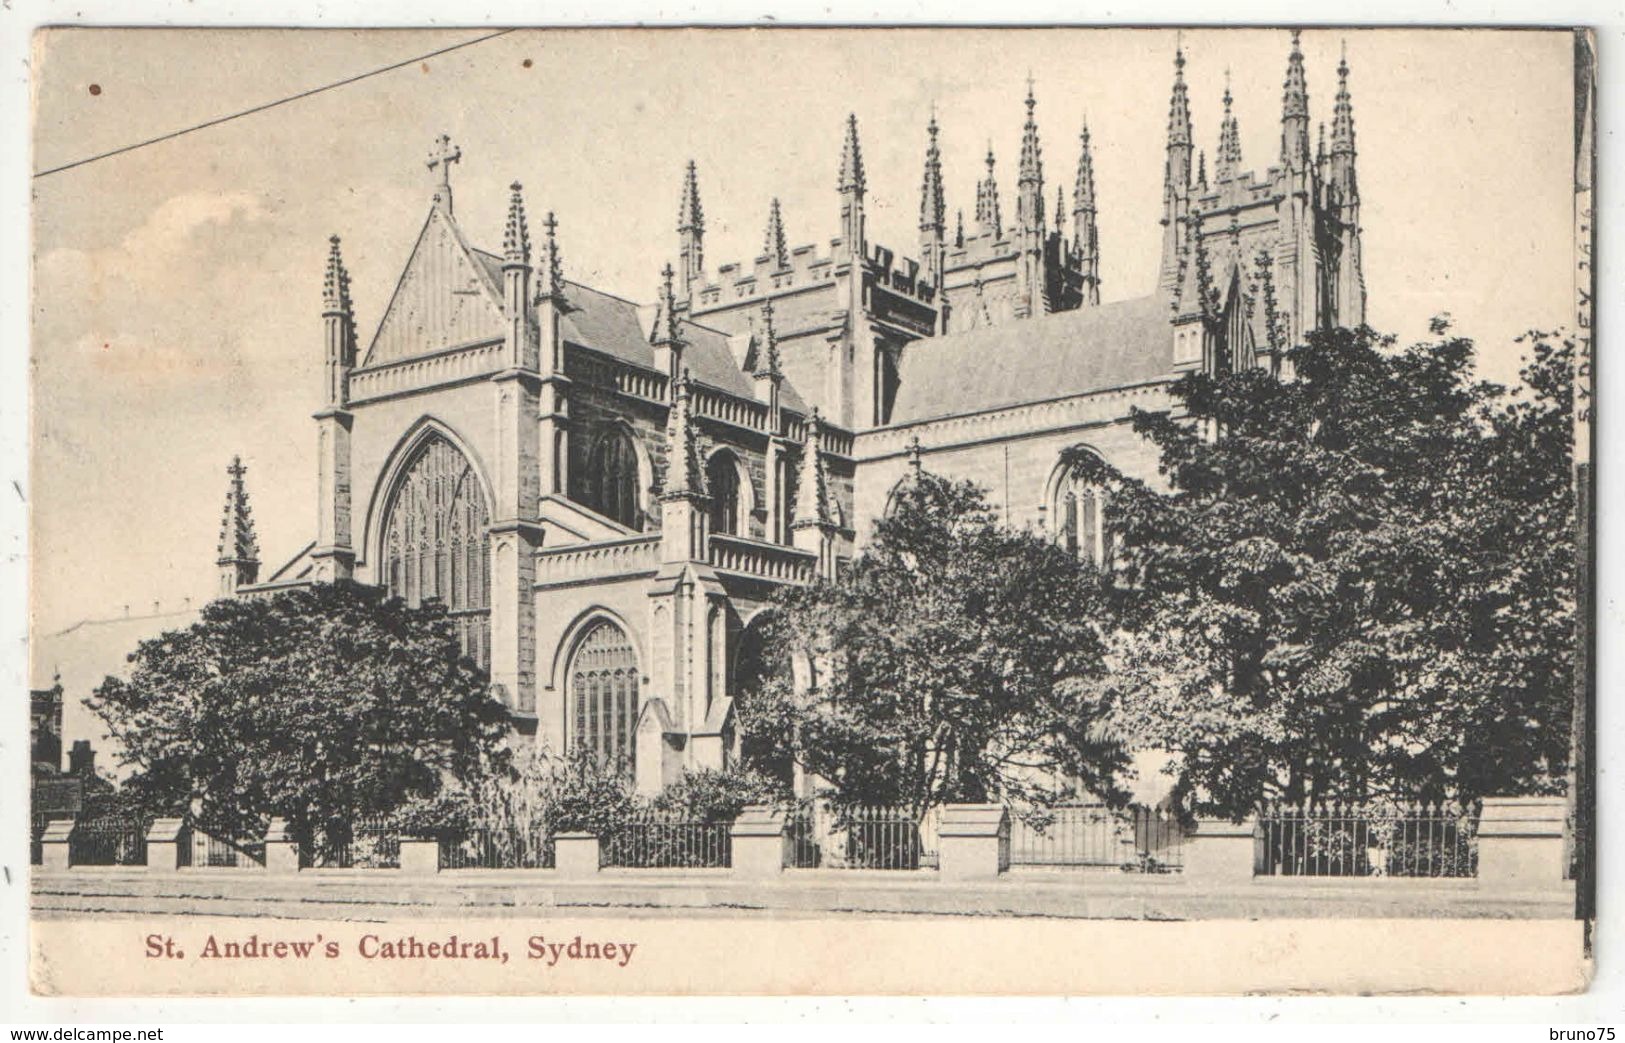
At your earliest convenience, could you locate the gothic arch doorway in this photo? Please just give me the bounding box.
[568,618,640,778]
[380,432,491,666]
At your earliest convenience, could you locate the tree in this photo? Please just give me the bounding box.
[1075,324,1576,816]
[742,472,1123,814]
[86,583,510,848]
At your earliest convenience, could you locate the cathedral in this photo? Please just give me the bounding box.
[216,32,1365,794]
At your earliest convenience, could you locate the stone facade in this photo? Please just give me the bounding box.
[227,33,1365,795]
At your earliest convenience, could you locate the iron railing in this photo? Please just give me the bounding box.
[68,816,150,866]
[30,813,49,866]
[787,804,941,870]
[1258,802,1477,878]
[188,829,266,868]
[1009,804,1184,872]
[602,812,732,868]
[299,816,400,869]
[439,827,556,870]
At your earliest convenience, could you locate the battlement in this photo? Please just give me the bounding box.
[693,237,937,310]
[695,240,841,308]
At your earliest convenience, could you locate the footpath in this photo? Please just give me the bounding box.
[31,868,1575,921]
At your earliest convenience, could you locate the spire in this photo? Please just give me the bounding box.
[1216,72,1243,183]
[503,181,531,265]
[975,145,1003,238]
[1281,30,1312,171]
[792,410,832,528]
[651,262,682,349]
[1073,120,1100,307]
[1055,185,1066,236]
[677,160,705,297]
[1017,76,1045,235]
[216,455,260,594]
[1167,43,1193,150]
[753,299,782,379]
[1331,43,1356,158]
[1160,43,1195,298]
[678,159,705,236]
[955,208,965,247]
[426,133,462,215]
[535,211,564,300]
[663,370,706,500]
[918,112,946,235]
[322,234,352,317]
[1197,149,1209,191]
[838,113,866,196]
[322,235,355,406]
[764,197,789,269]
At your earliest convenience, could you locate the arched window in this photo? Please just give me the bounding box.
[578,428,642,530]
[706,449,743,536]
[568,620,640,777]
[381,433,490,666]
[1054,461,1111,569]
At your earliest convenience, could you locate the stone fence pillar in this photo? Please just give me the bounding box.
[1182,816,1259,883]
[145,818,187,871]
[937,804,1010,880]
[264,817,300,874]
[730,805,788,879]
[399,836,441,875]
[1477,796,1568,890]
[553,832,601,878]
[39,819,74,870]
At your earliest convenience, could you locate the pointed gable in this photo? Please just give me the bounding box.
[363,205,507,365]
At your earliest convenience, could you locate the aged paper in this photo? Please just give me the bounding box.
[25,25,1595,999]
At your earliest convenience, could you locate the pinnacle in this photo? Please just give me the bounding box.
[839,113,866,195]
[503,181,531,265]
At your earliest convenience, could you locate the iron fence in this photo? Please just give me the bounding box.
[1009,804,1184,872]
[30,813,49,866]
[438,827,556,870]
[188,829,266,868]
[299,815,400,869]
[786,804,941,870]
[1258,802,1477,878]
[68,815,150,866]
[602,812,732,868]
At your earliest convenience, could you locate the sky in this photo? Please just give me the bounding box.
[29,27,1578,642]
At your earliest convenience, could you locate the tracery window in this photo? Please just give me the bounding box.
[381,433,490,666]
[568,620,640,777]
[577,428,643,530]
[1055,464,1111,569]
[706,450,743,536]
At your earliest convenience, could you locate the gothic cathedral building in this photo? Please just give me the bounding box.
[216,34,1365,794]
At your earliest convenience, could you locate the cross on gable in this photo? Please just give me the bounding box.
[227,455,247,481]
[427,133,462,184]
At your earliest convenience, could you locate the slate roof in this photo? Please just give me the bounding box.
[887,294,1176,425]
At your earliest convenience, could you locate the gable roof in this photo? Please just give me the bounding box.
[887,294,1176,426]
[367,203,812,414]
[363,205,507,365]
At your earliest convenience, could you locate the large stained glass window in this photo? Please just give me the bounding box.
[569,620,640,777]
[381,433,490,666]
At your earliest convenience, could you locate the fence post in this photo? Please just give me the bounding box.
[264,817,300,874]
[730,805,788,878]
[1183,815,1259,883]
[1477,796,1567,890]
[399,835,441,875]
[938,805,1009,880]
[39,819,74,870]
[553,832,601,878]
[145,818,187,871]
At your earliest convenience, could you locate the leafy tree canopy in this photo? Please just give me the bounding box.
[743,472,1124,814]
[87,583,510,842]
[1073,325,1576,816]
